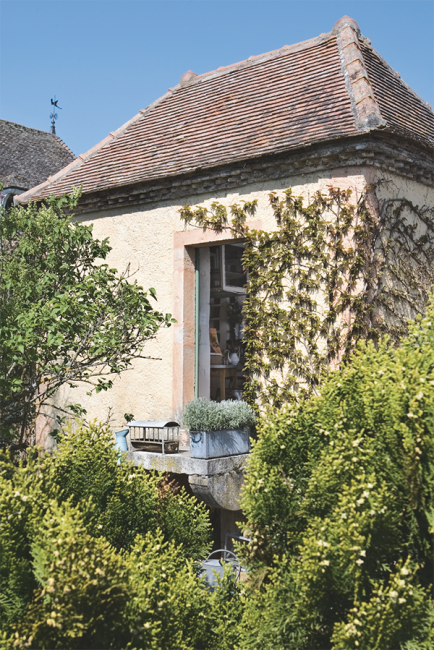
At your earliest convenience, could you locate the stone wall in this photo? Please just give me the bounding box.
[52,165,433,431]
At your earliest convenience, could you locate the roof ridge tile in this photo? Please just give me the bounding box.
[172,32,335,92]
[334,19,386,131]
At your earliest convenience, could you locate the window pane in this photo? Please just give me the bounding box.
[210,246,222,289]
[224,244,246,289]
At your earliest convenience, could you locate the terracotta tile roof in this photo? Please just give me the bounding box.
[0,120,75,191]
[361,44,434,148]
[17,16,434,204]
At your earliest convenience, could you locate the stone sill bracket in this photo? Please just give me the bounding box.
[128,450,249,511]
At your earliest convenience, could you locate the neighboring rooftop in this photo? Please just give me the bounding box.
[0,120,75,191]
[17,16,434,205]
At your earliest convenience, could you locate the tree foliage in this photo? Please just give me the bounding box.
[0,190,174,446]
[0,420,245,649]
[180,183,434,409]
[237,296,434,649]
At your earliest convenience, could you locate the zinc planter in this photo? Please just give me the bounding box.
[190,428,250,459]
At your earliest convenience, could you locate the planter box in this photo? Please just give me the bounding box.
[190,428,250,459]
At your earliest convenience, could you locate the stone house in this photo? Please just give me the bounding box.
[0,119,75,209]
[17,14,434,438]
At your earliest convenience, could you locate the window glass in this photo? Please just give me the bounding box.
[224,244,247,290]
[210,246,222,290]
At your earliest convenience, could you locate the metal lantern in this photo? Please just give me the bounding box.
[127,420,180,454]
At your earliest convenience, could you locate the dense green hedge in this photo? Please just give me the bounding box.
[238,299,434,649]
[0,421,241,649]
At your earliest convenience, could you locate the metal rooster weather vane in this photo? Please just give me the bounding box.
[49,95,62,134]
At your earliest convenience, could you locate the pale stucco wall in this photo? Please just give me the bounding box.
[53,166,432,430]
[373,170,434,208]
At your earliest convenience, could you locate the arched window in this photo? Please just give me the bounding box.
[4,193,15,210]
[0,189,24,210]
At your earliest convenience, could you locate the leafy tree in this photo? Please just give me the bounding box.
[238,297,434,649]
[0,189,174,446]
[0,420,246,649]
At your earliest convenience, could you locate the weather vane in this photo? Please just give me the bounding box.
[49,95,62,134]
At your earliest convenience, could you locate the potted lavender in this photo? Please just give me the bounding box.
[183,398,255,459]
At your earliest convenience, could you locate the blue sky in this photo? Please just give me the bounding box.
[1,0,432,157]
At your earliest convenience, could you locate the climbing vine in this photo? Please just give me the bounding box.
[180,183,434,409]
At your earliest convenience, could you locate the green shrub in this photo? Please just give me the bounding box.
[10,500,129,649]
[0,420,223,648]
[3,303,434,648]
[2,496,242,650]
[0,454,40,631]
[41,419,211,558]
[183,398,256,431]
[238,298,434,649]
[123,532,244,649]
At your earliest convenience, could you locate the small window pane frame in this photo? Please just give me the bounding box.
[222,244,247,294]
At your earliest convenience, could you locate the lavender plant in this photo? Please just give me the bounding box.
[183,398,256,431]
